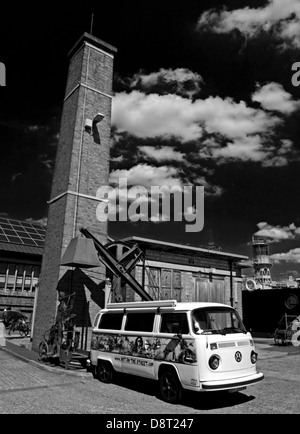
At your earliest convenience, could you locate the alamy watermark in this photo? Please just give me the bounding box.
[96,179,204,233]
[291,62,300,87]
[0,62,6,86]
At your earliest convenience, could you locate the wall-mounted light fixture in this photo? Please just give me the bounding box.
[93,113,105,125]
[84,113,105,135]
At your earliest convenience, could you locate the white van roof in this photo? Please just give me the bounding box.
[104,300,232,312]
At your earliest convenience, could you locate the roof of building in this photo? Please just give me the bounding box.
[0,218,249,262]
[0,217,46,256]
[120,236,248,261]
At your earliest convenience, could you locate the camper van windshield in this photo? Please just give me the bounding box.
[192,307,247,335]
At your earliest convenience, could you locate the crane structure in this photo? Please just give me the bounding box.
[80,228,153,302]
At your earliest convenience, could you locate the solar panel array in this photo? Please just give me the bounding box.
[0,217,46,248]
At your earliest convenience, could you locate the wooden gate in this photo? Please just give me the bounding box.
[194,278,225,304]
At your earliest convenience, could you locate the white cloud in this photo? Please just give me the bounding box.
[112,91,203,142]
[39,154,53,171]
[139,146,185,162]
[203,133,294,166]
[197,0,300,48]
[254,222,299,242]
[271,248,300,263]
[109,164,223,205]
[131,68,203,98]
[252,82,300,114]
[212,135,265,162]
[11,172,22,182]
[197,96,280,138]
[112,91,280,144]
[263,139,294,167]
[26,217,48,226]
[110,155,124,164]
[109,164,181,189]
[28,125,40,132]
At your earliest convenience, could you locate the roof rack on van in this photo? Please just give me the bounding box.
[106,300,177,309]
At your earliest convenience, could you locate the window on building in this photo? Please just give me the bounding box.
[23,266,33,292]
[32,266,40,293]
[125,312,155,332]
[147,267,160,299]
[0,262,40,293]
[173,271,182,289]
[0,262,7,290]
[6,264,16,291]
[15,265,24,292]
[161,269,171,288]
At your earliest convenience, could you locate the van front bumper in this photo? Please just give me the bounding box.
[201,372,264,391]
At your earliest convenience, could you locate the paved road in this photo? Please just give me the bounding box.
[0,341,299,414]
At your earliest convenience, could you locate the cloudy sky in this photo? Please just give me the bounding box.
[1,0,300,278]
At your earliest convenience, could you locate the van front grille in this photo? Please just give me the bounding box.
[217,340,251,349]
[237,340,250,347]
[218,342,236,348]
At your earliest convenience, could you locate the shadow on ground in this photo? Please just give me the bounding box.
[106,373,255,410]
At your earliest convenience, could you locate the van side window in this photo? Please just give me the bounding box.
[125,313,155,332]
[99,313,123,330]
[160,313,189,334]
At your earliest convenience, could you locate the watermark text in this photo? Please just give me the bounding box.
[0,62,6,86]
[96,179,204,233]
[291,62,300,87]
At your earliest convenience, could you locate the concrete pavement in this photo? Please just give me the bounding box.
[0,333,91,378]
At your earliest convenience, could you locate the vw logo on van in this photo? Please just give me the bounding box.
[235,351,242,362]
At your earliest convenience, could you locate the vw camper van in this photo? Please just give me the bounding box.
[89,300,264,403]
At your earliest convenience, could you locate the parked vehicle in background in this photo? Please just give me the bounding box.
[2,310,26,327]
[1,309,29,336]
[8,317,30,337]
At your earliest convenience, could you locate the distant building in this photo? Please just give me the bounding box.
[242,237,300,335]
[0,217,45,319]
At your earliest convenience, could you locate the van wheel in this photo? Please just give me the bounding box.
[159,371,182,404]
[97,361,114,383]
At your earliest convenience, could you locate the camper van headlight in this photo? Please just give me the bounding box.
[251,351,258,364]
[209,355,220,370]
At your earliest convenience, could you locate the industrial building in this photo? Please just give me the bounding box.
[1,212,299,340]
[0,217,44,320]
[0,216,248,328]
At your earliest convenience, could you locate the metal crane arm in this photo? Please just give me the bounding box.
[80,228,153,301]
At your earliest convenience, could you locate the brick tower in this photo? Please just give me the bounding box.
[32,33,117,351]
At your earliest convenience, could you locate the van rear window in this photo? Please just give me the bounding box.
[98,313,123,330]
[160,313,189,334]
[125,313,155,332]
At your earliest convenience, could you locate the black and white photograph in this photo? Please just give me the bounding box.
[0,0,300,418]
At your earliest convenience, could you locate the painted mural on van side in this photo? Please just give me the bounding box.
[91,333,197,364]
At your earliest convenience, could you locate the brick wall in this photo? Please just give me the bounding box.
[32,34,117,351]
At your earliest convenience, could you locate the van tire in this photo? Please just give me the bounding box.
[159,370,182,404]
[97,361,114,383]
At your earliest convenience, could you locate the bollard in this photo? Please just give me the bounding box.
[0,320,6,346]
